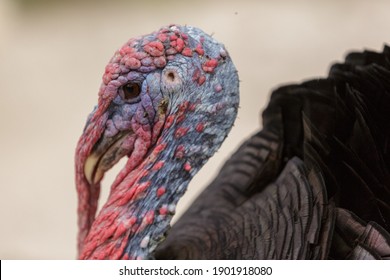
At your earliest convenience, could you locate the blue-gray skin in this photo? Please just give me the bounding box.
[77,25,239,259]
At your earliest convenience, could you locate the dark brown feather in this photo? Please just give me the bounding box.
[155,46,390,259]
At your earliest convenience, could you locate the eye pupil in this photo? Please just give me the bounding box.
[121,83,141,101]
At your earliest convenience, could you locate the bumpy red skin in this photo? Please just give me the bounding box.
[75,24,236,259]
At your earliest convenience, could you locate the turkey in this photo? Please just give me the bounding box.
[75,24,390,259]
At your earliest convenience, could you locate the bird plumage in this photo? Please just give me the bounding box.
[156,46,390,260]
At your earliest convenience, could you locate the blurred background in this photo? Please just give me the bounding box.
[0,0,389,259]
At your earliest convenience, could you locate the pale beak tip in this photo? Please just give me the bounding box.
[84,154,100,185]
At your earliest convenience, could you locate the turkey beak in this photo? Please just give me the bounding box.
[84,153,104,185]
[83,131,131,185]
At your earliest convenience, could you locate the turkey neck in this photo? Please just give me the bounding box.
[80,97,238,259]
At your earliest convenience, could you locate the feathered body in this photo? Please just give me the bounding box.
[156,46,390,259]
[76,25,390,259]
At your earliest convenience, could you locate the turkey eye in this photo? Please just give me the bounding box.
[120,83,141,102]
